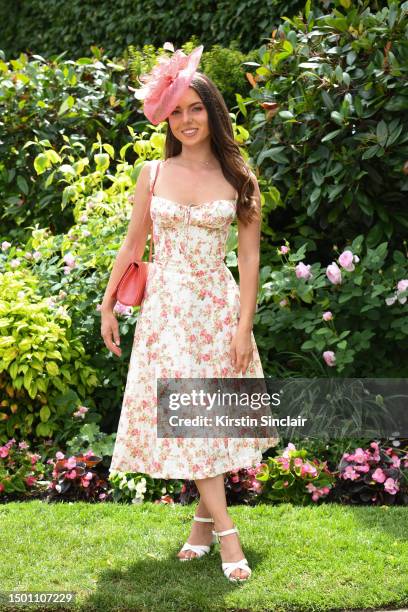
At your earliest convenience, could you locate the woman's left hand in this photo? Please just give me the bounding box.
[230,327,253,375]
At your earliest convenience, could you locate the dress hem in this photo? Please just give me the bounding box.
[108,447,279,480]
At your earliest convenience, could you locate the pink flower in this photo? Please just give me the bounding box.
[326,262,342,284]
[322,311,333,321]
[66,470,77,479]
[301,463,318,478]
[0,483,4,493]
[18,441,29,450]
[345,466,360,480]
[63,252,76,268]
[278,245,289,255]
[66,457,77,469]
[397,279,408,293]
[323,350,336,367]
[384,477,399,495]
[396,279,408,304]
[25,476,37,487]
[282,442,296,458]
[114,302,132,316]
[372,468,386,483]
[390,454,401,468]
[338,250,358,271]
[1,241,11,251]
[295,262,313,281]
[279,298,288,307]
[231,475,240,483]
[55,451,65,460]
[294,457,303,467]
[30,453,41,465]
[343,466,359,480]
[354,464,370,473]
[0,446,9,458]
[353,447,369,464]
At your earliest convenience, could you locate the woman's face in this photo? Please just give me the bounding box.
[168,87,210,146]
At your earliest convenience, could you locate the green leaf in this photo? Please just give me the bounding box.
[46,361,59,376]
[376,121,388,147]
[17,175,29,195]
[58,95,75,116]
[39,405,51,422]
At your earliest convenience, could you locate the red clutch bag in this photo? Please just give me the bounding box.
[111,160,161,306]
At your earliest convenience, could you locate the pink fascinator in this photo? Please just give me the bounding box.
[133,43,204,125]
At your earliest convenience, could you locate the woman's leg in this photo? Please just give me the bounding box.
[194,474,250,580]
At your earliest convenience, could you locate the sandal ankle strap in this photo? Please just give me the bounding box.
[212,527,239,538]
[193,515,214,523]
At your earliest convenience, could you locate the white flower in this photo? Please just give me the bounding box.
[127,478,136,491]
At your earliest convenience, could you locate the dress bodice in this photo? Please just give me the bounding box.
[148,161,237,273]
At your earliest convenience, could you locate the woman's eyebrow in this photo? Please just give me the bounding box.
[174,102,202,109]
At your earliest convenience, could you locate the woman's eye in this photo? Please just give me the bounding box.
[194,106,202,111]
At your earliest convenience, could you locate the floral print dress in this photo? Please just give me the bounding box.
[109,159,279,479]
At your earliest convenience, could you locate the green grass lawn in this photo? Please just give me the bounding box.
[0,500,407,612]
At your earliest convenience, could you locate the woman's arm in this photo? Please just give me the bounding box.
[100,161,153,356]
[230,172,262,374]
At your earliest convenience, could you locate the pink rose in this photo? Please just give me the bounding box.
[323,350,336,367]
[338,250,358,271]
[326,262,342,284]
[322,311,333,321]
[397,279,408,293]
[295,262,313,281]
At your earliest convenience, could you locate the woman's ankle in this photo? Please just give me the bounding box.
[213,516,235,532]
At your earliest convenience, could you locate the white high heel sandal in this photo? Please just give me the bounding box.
[178,515,217,561]
[212,526,252,582]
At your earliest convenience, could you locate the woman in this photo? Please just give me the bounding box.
[101,44,279,582]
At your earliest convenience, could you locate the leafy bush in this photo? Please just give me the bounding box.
[256,442,335,504]
[46,450,110,502]
[0,268,99,441]
[255,237,408,376]
[0,437,47,498]
[0,48,135,237]
[333,440,408,505]
[108,470,182,505]
[0,0,304,60]
[244,0,408,257]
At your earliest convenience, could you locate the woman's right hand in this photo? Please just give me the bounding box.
[101,308,122,357]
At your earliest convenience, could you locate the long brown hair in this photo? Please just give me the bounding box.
[164,72,258,226]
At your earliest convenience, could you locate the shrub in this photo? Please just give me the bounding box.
[244,0,408,258]
[333,440,408,505]
[0,437,46,499]
[255,238,408,377]
[46,450,110,502]
[256,442,336,504]
[0,268,99,441]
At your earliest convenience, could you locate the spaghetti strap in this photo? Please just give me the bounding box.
[149,159,161,191]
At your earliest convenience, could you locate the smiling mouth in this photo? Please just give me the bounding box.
[182,129,198,135]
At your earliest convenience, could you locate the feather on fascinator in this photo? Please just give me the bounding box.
[133,42,204,125]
